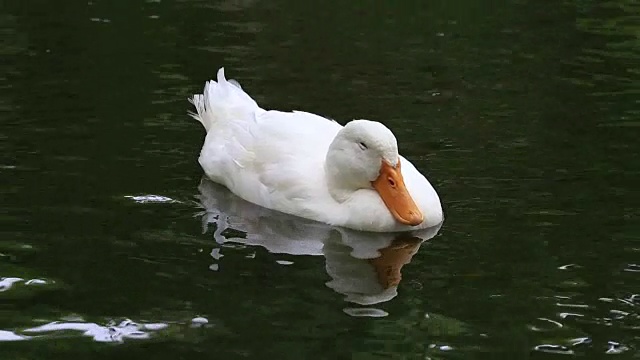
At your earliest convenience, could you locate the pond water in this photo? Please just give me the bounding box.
[1,0,638,358]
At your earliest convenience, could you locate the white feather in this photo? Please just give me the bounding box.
[189,67,443,232]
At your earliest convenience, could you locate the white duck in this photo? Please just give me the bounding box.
[189,68,443,232]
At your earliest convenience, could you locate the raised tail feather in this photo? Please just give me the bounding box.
[188,67,260,133]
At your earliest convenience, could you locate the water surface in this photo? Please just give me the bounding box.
[1,0,638,358]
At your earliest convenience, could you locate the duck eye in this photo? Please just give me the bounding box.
[358,142,368,150]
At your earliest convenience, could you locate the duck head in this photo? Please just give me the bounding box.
[325,120,424,226]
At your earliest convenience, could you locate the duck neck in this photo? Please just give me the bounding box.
[325,165,354,203]
[324,135,374,203]
[324,151,370,203]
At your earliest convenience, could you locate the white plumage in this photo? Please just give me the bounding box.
[189,68,443,232]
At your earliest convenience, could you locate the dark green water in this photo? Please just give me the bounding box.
[1,0,638,358]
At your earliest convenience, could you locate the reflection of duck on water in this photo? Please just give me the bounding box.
[323,232,427,306]
[196,177,442,309]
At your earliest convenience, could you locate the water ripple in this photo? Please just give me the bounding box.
[623,263,640,272]
[533,344,574,355]
[0,316,212,343]
[606,341,630,354]
[0,277,53,293]
[124,194,178,204]
[343,308,388,318]
[0,330,29,341]
[535,290,640,356]
[23,319,166,343]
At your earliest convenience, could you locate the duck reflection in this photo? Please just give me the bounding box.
[196,177,441,308]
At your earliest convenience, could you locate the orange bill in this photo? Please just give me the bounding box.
[372,159,424,226]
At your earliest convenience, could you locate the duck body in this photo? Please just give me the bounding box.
[190,68,443,232]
